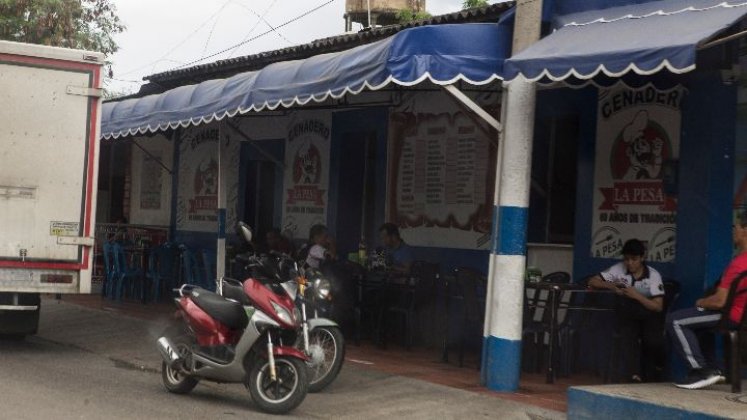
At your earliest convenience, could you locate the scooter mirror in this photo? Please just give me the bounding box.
[238,221,253,244]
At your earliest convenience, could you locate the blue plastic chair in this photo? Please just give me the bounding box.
[201,248,217,291]
[111,242,143,301]
[180,245,207,290]
[146,243,178,302]
[102,242,117,298]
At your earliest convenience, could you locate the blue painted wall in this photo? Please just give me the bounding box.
[675,71,737,306]
[536,71,737,306]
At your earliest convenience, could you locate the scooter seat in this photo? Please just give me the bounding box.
[222,281,250,306]
[190,288,248,330]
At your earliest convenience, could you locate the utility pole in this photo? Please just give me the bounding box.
[482,0,543,392]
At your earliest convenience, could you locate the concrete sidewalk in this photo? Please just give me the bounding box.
[36,297,564,420]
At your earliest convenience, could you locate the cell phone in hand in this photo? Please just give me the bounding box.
[615,283,627,289]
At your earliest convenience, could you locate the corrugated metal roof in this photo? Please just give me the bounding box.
[138,2,513,90]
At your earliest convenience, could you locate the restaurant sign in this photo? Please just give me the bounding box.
[591,84,684,262]
[177,126,220,232]
[281,113,331,241]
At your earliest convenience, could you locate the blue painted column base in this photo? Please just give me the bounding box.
[482,335,522,391]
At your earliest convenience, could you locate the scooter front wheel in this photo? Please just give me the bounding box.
[247,356,308,414]
[307,326,345,393]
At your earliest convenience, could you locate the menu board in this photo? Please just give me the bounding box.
[389,92,497,249]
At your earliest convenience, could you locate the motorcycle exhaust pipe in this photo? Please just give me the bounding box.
[157,336,182,368]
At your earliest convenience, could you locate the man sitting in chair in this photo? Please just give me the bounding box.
[666,210,747,390]
[588,238,665,383]
[379,223,414,275]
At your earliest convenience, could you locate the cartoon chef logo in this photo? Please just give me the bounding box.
[599,110,675,211]
[293,142,321,184]
[194,157,218,196]
[189,157,219,214]
[610,110,671,181]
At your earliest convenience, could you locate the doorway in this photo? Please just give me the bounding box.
[239,140,284,242]
[331,108,388,257]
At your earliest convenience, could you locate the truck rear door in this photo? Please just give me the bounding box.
[0,41,103,293]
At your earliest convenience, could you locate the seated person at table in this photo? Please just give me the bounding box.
[266,228,294,255]
[305,224,337,269]
[666,211,747,390]
[588,239,665,382]
[378,223,413,274]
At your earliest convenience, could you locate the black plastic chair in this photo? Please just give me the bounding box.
[459,268,486,368]
[542,271,571,284]
[720,275,747,393]
[378,261,440,350]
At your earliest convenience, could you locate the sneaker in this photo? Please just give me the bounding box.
[674,369,723,390]
[708,368,726,384]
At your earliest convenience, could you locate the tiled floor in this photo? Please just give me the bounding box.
[56,294,605,412]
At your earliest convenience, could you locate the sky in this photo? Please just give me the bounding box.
[107,0,499,95]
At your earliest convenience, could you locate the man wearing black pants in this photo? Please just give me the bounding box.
[589,239,665,382]
[667,210,747,389]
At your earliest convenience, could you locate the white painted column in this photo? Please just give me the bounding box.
[481,0,542,392]
[216,123,228,285]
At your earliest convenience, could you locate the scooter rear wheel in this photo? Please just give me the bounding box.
[161,329,198,394]
[247,356,308,414]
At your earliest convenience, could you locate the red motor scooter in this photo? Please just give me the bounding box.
[156,225,309,414]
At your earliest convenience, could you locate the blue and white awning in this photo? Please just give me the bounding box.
[504,0,747,82]
[102,23,509,139]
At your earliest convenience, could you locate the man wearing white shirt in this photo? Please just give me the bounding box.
[589,239,665,382]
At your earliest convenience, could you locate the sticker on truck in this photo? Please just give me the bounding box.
[0,185,36,199]
[50,221,80,237]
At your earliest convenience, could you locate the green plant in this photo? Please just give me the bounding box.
[0,0,125,56]
[462,0,489,9]
[395,8,432,23]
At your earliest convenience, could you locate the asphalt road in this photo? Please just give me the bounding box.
[0,334,562,420]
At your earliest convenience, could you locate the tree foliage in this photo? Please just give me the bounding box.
[395,8,432,24]
[462,0,489,9]
[0,0,125,56]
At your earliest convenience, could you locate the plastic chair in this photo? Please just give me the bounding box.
[110,242,143,301]
[101,242,116,298]
[720,275,747,393]
[453,267,486,368]
[201,248,217,291]
[378,261,440,350]
[180,245,208,291]
[147,243,178,302]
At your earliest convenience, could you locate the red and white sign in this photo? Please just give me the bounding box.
[591,84,683,262]
[177,126,220,232]
[281,113,331,241]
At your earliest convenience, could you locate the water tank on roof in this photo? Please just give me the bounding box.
[344,0,426,29]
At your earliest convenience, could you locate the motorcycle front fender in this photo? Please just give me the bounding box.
[274,345,310,361]
[307,317,338,331]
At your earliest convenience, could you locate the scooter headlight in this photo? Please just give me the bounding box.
[271,301,295,325]
[313,277,332,300]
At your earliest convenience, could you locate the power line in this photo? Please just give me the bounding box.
[227,0,279,59]
[201,2,233,58]
[230,0,293,46]
[117,0,233,78]
[172,0,337,70]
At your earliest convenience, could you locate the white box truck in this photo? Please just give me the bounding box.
[0,40,103,336]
